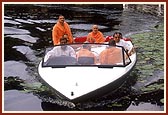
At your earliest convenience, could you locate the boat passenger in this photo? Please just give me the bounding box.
[76,43,96,64]
[99,39,123,65]
[52,15,73,45]
[59,34,69,44]
[86,25,105,43]
[44,37,76,62]
[113,32,134,56]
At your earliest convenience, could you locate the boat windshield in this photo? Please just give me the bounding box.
[42,43,131,68]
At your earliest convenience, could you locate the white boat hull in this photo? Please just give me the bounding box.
[38,52,137,102]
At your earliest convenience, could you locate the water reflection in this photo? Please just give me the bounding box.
[4,27,30,35]
[4,90,43,111]
[4,61,31,80]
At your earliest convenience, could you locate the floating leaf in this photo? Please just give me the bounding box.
[160,98,164,104]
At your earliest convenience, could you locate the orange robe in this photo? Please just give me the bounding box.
[52,22,73,45]
[76,49,96,63]
[87,31,105,43]
[99,47,123,65]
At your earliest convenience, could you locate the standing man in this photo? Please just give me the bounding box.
[52,15,73,45]
[86,25,105,43]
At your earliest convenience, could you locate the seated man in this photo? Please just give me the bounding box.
[44,37,76,62]
[113,32,134,56]
[86,25,105,43]
[99,39,123,65]
[76,43,96,64]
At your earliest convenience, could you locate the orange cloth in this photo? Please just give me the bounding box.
[52,22,73,45]
[87,31,105,43]
[99,47,123,65]
[77,49,96,63]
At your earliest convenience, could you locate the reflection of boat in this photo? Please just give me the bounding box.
[38,37,137,103]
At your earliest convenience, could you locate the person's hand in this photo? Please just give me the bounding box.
[67,38,69,42]
[89,37,95,43]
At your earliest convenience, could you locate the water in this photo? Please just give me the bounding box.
[3,4,164,112]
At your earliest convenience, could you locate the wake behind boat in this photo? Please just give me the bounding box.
[38,38,137,103]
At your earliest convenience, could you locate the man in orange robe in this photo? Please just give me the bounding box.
[52,15,73,45]
[76,44,96,64]
[99,39,123,65]
[87,25,105,43]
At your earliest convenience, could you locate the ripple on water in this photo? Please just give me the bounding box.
[4,61,31,80]
[6,34,39,43]
[127,102,164,111]
[12,45,38,61]
[70,24,108,30]
[4,19,21,25]
[4,90,42,111]
[4,27,30,35]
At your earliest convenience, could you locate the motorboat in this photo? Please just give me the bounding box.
[38,37,137,103]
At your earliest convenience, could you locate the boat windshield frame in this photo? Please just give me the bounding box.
[41,43,132,68]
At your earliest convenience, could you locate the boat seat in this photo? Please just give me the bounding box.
[44,56,78,66]
[74,36,87,43]
[78,57,94,65]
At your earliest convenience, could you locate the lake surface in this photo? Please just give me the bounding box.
[3,4,165,112]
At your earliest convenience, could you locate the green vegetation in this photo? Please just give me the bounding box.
[130,22,164,104]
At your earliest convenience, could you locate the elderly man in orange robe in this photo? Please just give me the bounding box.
[86,25,105,43]
[52,15,73,45]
